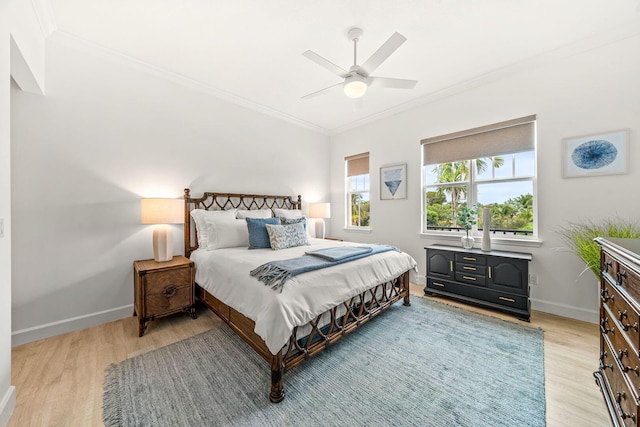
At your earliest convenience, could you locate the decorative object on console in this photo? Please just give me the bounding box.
[562,129,629,178]
[481,208,492,252]
[309,202,331,239]
[380,163,407,200]
[141,198,184,262]
[455,204,478,249]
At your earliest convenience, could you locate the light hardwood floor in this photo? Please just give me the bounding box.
[9,284,612,426]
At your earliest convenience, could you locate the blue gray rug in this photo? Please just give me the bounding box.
[104,297,545,426]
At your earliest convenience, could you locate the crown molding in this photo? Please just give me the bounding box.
[30,0,57,37]
[329,17,640,136]
[50,30,330,135]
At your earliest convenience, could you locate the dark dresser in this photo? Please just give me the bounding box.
[595,237,640,427]
[424,244,532,321]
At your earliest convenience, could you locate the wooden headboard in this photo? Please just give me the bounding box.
[183,189,302,257]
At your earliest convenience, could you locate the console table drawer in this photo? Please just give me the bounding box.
[427,278,526,310]
[455,271,486,286]
[455,253,485,266]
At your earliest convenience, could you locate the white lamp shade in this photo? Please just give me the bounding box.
[309,202,331,219]
[141,198,184,224]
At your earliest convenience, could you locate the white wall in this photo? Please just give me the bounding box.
[10,34,329,345]
[329,34,640,323]
[1,0,45,424]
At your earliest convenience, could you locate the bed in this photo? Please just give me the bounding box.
[183,189,417,402]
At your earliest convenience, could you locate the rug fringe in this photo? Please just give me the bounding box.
[103,363,123,427]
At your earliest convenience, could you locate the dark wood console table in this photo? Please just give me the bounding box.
[424,244,532,321]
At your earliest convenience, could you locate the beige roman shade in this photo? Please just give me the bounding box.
[421,115,536,166]
[345,152,370,177]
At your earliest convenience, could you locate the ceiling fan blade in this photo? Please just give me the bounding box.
[301,82,343,99]
[368,76,417,89]
[302,50,349,78]
[360,32,407,76]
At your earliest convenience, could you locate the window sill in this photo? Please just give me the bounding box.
[344,227,372,234]
[419,232,542,248]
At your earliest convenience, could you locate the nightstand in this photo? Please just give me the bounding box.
[133,256,197,337]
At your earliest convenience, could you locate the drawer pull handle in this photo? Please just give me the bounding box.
[603,260,612,272]
[604,363,614,371]
[622,321,638,332]
[488,266,492,278]
[601,289,614,303]
[623,364,640,375]
[163,285,178,298]
[449,261,453,271]
[432,282,445,287]
[618,310,628,321]
[463,276,477,281]
[615,392,637,421]
[600,324,615,335]
[463,257,476,261]
[463,266,477,271]
[617,271,628,285]
[618,348,629,359]
[499,296,515,303]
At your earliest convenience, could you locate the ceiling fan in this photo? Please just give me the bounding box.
[302,27,417,100]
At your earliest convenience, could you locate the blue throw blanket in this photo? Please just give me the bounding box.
[250,244,398,292]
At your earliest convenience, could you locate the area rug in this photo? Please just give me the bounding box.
[104,297,545,427]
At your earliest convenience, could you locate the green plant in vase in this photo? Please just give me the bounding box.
[456,204,479,249]
[559,218,640,279]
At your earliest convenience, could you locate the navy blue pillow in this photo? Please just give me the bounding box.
[246,217,281,249]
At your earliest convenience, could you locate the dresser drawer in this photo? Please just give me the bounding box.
[618,260,640,304]
[455,253,486,266]
[602,283,640,353]
[601,335,640,427]
[607,306,640,394]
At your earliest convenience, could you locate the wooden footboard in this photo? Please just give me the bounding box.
[197,269,411,403]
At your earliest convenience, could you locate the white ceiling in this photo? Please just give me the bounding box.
[36,0,640,134]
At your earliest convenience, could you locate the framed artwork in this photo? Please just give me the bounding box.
[380,163,407,200]
[562,129,629,178]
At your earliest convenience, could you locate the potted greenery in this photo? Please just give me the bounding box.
[456,204,479,249]
[559,218,640,279]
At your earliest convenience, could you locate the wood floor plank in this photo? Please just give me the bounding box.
[8,285,611,426]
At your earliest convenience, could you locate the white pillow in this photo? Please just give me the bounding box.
[236,209,273,219]
[205,218,249,250]
[273,208,303,219]
[190,208,238,248]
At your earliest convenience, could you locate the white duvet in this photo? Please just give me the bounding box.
[190,238,417,354]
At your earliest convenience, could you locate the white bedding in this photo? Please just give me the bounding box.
[190,238,417,354]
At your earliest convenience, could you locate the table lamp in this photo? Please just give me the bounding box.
[309,202,331,239]
[141,198,184,262]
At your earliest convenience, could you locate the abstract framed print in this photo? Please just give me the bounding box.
[380,163,407,200]
[562,129,629,178]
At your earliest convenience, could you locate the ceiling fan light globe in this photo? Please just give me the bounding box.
[343,74,368,98]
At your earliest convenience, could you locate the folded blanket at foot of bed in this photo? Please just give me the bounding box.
[250,244,398,292]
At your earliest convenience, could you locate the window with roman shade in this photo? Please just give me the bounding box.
[421,115,537,237]
[345,152,370,228]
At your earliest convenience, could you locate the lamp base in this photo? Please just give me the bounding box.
[314,219,326,240]
[152,225,174,262]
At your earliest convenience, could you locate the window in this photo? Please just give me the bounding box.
[421,116,536,238]
[345,152,370,228]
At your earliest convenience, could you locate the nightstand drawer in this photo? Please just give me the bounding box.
[145,283,193,316]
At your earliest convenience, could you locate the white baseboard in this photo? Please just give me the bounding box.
[11,304,133,347]
[0,385,16,427]
[530,298,598,324]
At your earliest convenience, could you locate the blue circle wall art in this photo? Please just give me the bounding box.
[563,129,628,178]
[571,139,617,170]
